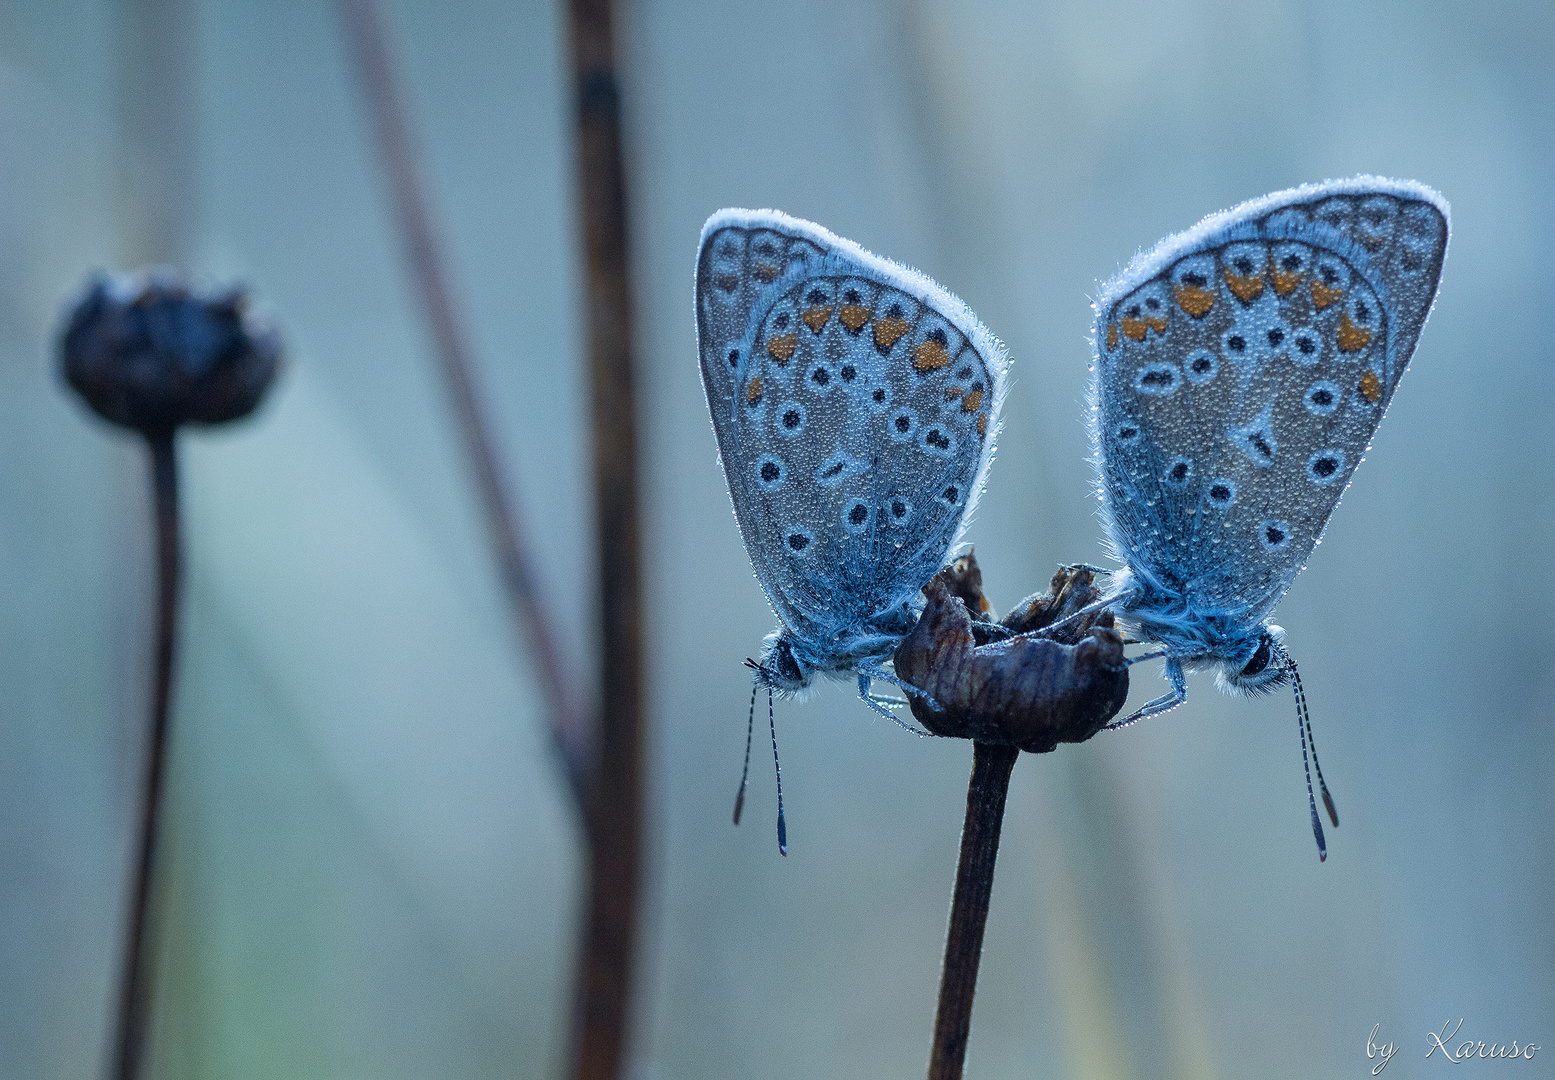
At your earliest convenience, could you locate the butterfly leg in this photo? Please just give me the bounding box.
[1104,655,1186,730]
[859,666,942,712]
[856,672,932,735]
[1031,594,1116,639]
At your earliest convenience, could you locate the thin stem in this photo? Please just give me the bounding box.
[929,741,1019,1080]
[339,4,646,1077]
[336,0,593,806]
[566,0,646,1077]
[111,428,181,1080]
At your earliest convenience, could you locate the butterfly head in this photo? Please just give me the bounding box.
[750,630,813,695]
[1216,624,1292,696]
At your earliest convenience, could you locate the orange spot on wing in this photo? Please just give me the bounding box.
[1145,315,1167,335]
[1271,268,1303,295]
[802,305,832,333]
[745,377,763,405]
[766,333,797,364]
[1175,284,1215,318]
[839,304,871,333]
[875,316,910,353]
[1121,318,1147,342]
[961,388,984,413]
[1311,280,1343,310]
[753,262,779,283]
[1359,370,1382,403]
[1225,267,1266,302]
[1336,312,1373,353]
[1106,323,1119,350]
[714,272,739,292]
[944,387,963,402]
[977,414,987,435]
[913,336,951,370]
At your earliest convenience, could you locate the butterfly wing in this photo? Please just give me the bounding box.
[697,210,1008,662]
[1091,178,1448,622]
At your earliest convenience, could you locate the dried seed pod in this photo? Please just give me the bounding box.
[60,270,281,434]
[893,558,1128,753]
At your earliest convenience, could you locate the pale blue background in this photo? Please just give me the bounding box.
[0,1,1551,1077]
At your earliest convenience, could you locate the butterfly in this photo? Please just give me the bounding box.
[697,210,1008,847]
[1086,177,1448,858]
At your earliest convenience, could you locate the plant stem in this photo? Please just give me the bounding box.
[566,0,645,1076]
[339,4,645,1076]
[112,427,181,1080]
[929,740,1019,1080]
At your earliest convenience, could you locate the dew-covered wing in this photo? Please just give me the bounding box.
[1091,179,1447,620]
[696,210,1008,655]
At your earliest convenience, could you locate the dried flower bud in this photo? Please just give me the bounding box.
[59,270,281,434]
[893,557,1129,753]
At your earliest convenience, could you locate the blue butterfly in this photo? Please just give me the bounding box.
[1087,178,1448,857]
[697,210,1008,847]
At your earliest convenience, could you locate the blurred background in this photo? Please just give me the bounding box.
[1,0,1551,1077]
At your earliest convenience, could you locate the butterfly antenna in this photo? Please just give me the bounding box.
[768,685,787,855]
[733,680,757,826]
[1290,658,1338,828]
[1288,658,1330,861]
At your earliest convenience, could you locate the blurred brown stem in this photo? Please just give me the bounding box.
[337,0,592,803]
[111,428,180,1080]
[338,3,645,1078]
[929,740,1018,1080]
[565,0,644,1076]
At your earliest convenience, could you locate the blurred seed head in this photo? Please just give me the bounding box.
[59,269,281,434]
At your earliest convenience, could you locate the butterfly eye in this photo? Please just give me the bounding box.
[1239,634,1274,678]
